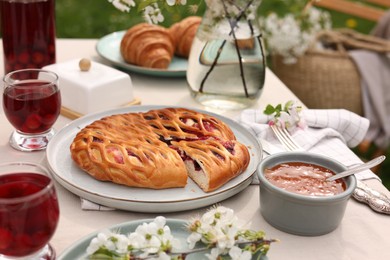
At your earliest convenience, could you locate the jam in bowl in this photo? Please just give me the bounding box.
[264,162,346,197]
[257,152,357,236]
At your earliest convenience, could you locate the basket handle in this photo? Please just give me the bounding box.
[337,28,390,53]
[309,30,348,54]
[309,29,390,53]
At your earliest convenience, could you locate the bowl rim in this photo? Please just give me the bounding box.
[257,151,357,202]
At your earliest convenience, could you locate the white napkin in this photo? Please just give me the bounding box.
[80,198,115,211]
[238,108,381,184]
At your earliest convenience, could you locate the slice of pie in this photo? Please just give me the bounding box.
[70,107,250,192]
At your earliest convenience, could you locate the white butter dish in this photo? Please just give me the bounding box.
[43,59,134,116]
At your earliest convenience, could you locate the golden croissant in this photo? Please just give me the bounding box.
[169,16,202,58]
[120,23,175,69]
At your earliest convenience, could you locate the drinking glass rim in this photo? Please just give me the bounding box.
[3,68,58,86]
[0,161,56,204]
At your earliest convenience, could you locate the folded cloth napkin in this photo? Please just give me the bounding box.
[81,108,378,211]
[349,50,390,149]
[81,198,115,211]
[237,108,380,184]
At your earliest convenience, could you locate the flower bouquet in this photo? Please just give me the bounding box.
[259,0,332,64]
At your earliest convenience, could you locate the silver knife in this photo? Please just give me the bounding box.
[260,138,390,215]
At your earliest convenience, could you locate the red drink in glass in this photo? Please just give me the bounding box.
[0,0,56,74]
[0,173,59,257]
[3,81,61,134]
[0,162,59,259]
[2,69,61,152]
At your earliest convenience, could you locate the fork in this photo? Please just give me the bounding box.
[269,125,303,151]
[269,124,390,215]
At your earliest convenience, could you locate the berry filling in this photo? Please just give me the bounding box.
[92,137,103,143]
[174,147,202,172]
[106,147,124,164]
[126,149,141,161]
[221,140,235,155]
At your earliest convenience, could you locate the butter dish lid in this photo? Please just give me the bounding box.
[43,59,134,116]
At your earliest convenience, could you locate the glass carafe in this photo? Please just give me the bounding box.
[186,0,265,110]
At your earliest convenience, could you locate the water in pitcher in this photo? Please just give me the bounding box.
[187,26,265,110]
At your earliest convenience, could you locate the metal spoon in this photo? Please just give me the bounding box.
[326,155,386,182]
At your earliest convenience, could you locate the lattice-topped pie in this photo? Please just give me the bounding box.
[70,107,250,192]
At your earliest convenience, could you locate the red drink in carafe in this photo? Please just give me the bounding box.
[0,0,56,74]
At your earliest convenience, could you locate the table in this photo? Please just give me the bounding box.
[1,39,389,260]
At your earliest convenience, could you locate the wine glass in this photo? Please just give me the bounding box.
[0,162,59,259]
[2,69,61,151]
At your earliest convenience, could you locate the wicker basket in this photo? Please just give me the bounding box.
[271,29,390,116]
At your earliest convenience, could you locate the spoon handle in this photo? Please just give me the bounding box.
[353,180,390,214]
[326,155,386,182]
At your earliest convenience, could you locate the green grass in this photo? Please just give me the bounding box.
[55,0,389,189]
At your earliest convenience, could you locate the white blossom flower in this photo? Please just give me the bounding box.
[86,230,128,255]
[134,222,162,256]
[109,0,135,12]
[187,231,202,249]
[144,3,164,24]
[187,206,243,254]
[229,246,252,260]
[112,233,130,254]
[206,247,224,260]
[260,7,331,64]
[166,0,187,6]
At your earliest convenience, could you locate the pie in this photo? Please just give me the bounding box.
[70,107,250,192]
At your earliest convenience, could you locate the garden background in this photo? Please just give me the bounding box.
[56,0,378,38]
[55,0,389,189]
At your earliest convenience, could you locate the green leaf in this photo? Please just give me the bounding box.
[284,100,294,111]
[263,104,276,115]
[137,0,156,12]
[90,248,126,260]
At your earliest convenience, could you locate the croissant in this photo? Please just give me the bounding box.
[120,23,175,69]
[169,16,202,58]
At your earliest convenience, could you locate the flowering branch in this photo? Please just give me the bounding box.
[264,100,306,131]
[86,206,277,260]
[108,0,203,25]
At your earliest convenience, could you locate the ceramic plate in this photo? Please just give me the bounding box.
[57,219,268,259]
[96,31,188,77]
[46,105,262,213]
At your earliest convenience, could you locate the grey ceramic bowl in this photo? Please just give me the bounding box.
[257,152,357,236]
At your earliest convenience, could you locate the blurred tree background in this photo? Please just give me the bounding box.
[55,0,389,189]
[56,0,378,38]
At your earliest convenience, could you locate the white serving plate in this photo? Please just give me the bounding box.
[46,105,262,212]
